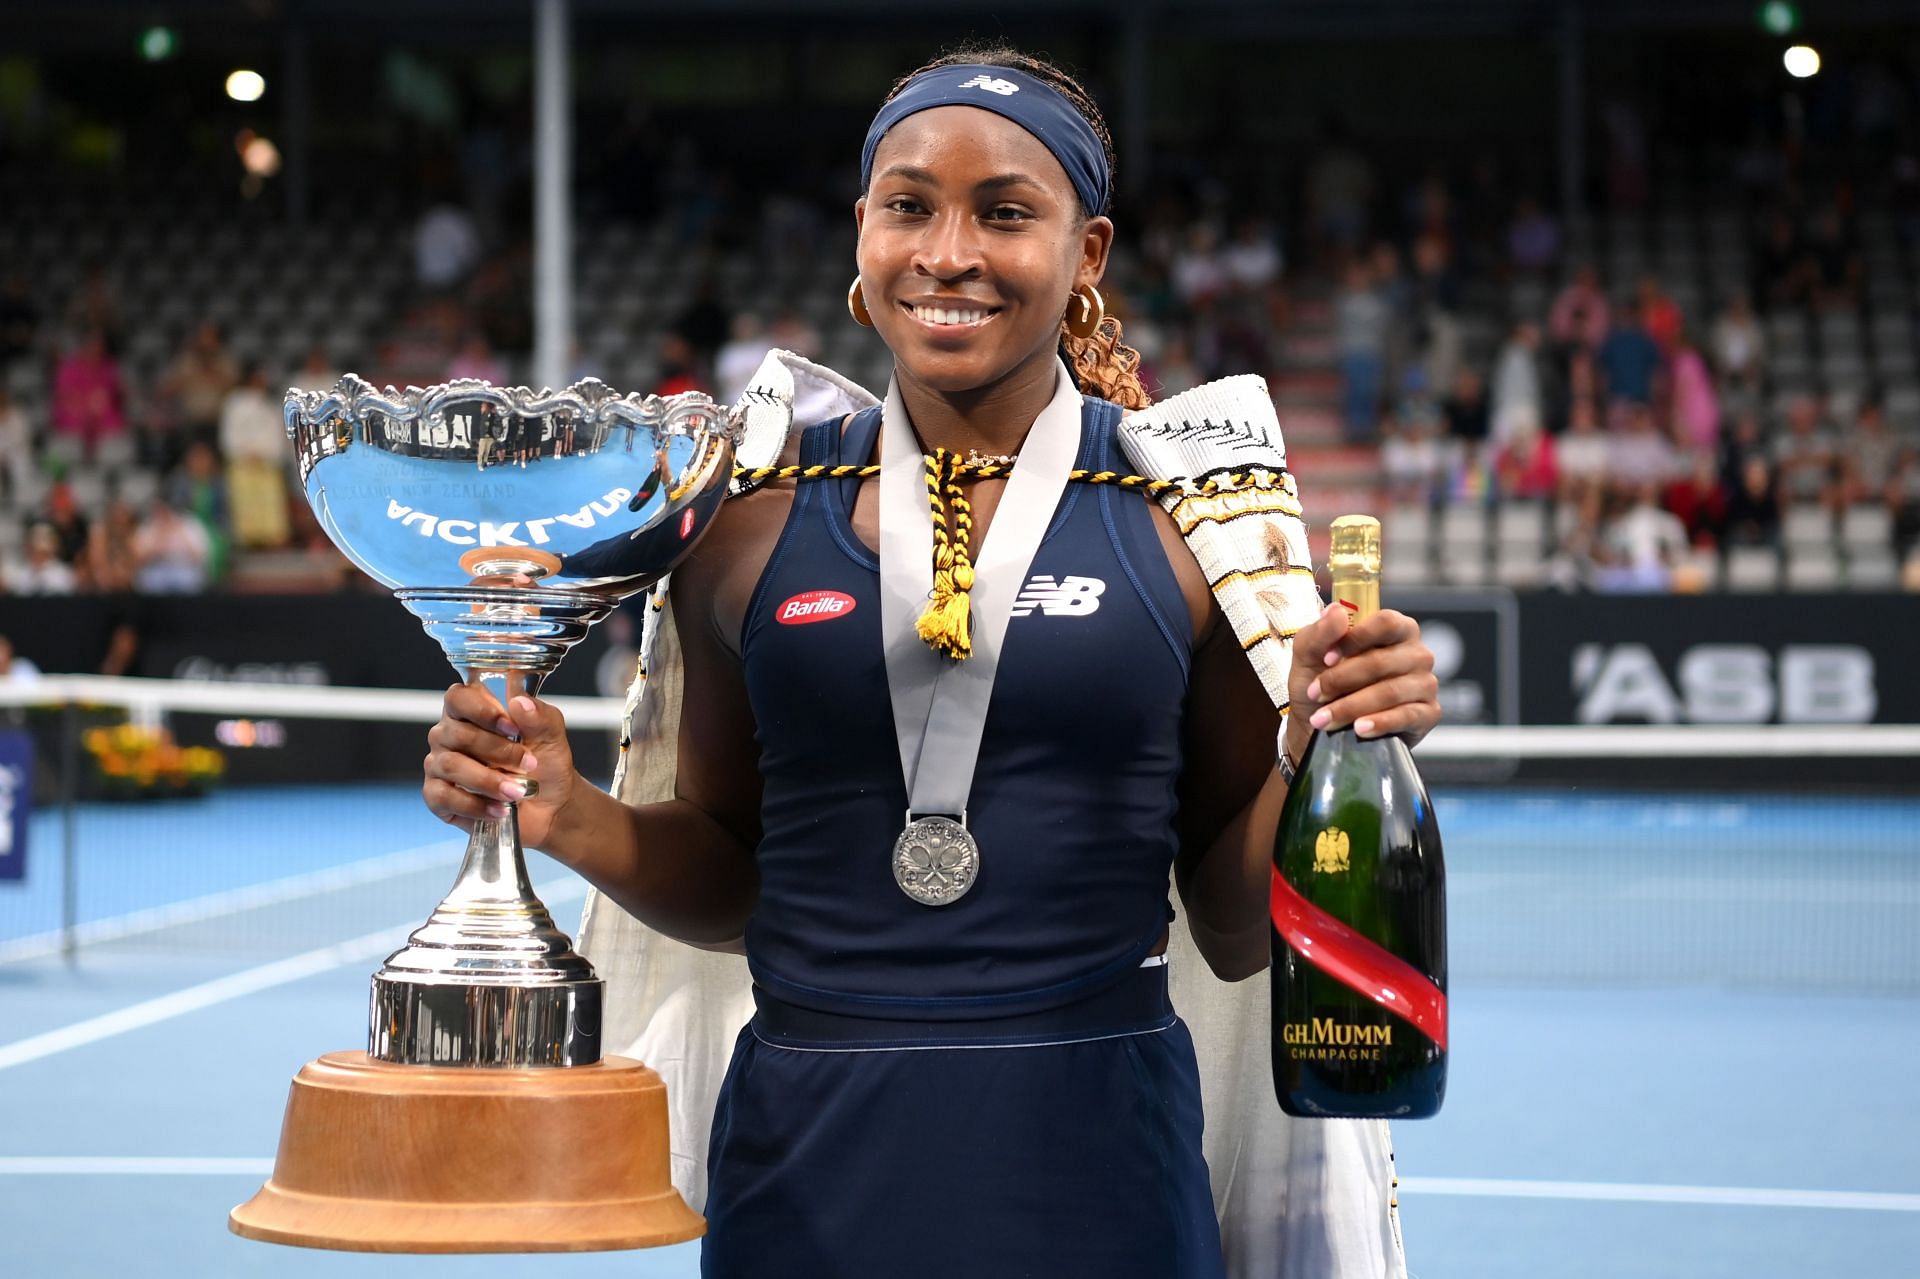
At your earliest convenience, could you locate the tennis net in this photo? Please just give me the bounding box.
[0,677,1913,993]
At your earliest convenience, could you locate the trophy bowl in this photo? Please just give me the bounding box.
[229,374,730,1253]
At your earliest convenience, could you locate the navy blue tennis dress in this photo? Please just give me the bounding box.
[704,396,1225,1278]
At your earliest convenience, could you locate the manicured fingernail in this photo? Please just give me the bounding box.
[1323,650,1342,667]
[1356,718,1376,737]
[500,780,527,802]
[512,696,538,716]
[485,802,508,819]
[496,717,517,736]
[1310,709,1331,729]
[521,751,539,773]
[1306,679,1322,701]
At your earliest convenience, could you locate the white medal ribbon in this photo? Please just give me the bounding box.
[878,359,1084,828]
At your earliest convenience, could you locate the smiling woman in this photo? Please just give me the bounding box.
[424,39,1439,1279]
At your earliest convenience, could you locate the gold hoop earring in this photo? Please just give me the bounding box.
[1065,284,1105,340]
[848,277,874,328]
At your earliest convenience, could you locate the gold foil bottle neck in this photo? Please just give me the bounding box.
[1328,514,1382,623]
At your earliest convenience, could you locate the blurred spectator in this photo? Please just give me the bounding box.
[1334,258,1390,440]
[1306,116,1375,263]
[716,314,775,406]
[1171,223,1228,309]
[1719,410,1769,491]
[1381,410,1444,505]
[1506,196,1560,274]
[1598,303,1660,406]
[1488,321,1545,445]
[0,385,35,504]
[1492,408,1557,501]
[446,331,508,385]
[158,321,239,456]
[1892,442,1920,555]
[86,497,141,593]
[1836,399,1900,511]
[653,332,703,398]
[1723,454,1781,546]
[1663,452,1728,547]
[415,201,484,293]
[295,345,342,395]
[0,635,41,684]
[1708,291,1766,391]
[1441,366,1490,447]
[1595,483,1687,592]
[766,309,821,362]
[1608,402,1679,490]
[1635,275,1683,352]
[1151,337,1202,398]
[0,275,37,371]
[674,277,732,373]
[1668,332,1721,453]
[1556,398,1610,509]
[64,260,123,346]
[1547,264,1610,354]
[132,499,213,593]
[1772,395,1837,508]
[10,524,78,595]
[37,480,90,567]
[1806,206,1861,310]
[1221,218,1283,294]
[219,363,292,550]
[50,329,127,457]
[98,619,142,676]
[167,441,231,584]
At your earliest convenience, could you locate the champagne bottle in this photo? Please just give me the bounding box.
[1271,514,1447,1119]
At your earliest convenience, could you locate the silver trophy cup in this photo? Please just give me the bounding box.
[288,373,733,1067]
[231,374,728,1253]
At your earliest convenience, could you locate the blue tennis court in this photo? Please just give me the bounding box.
[2,783,1916,1277]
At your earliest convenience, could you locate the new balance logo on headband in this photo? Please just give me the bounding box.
[958,75,1021,96]
[1011,575,1105,618]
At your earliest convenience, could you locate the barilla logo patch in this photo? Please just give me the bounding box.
[777,590,857,625]
[679,508,697,539]
[959,75,1021,96]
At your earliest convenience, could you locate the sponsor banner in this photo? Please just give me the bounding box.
[1516,592,1920,726]
[0,730,29,881]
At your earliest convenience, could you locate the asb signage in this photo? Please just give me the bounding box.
[1517,593,1920,725]
[0,730,31,882]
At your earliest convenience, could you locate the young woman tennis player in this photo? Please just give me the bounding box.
[424,46,1440,1277]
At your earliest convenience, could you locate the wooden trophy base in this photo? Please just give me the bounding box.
[229,1051,705,1253]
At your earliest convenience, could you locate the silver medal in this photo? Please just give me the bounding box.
[892,815,979,906]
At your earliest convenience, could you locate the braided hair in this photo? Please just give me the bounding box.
[880,45,1152,410]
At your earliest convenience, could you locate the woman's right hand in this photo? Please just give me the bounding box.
[424,685,578,849]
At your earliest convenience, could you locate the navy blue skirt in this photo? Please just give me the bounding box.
[701,964,1225,1279]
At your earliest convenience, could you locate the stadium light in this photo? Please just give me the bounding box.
[1756,1,1801,37]
[226,69,266,102]
[138,26,179,62]
[1783,45,1821,78]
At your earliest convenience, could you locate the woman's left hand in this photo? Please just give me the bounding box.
[1286,603,1441,757]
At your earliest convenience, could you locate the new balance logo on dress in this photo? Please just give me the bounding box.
[1010,575,1105,618]
[958,75,1021,96]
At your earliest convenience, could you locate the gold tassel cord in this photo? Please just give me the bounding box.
[914,448,976,659]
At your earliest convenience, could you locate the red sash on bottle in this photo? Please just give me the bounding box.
[1269,867,1449,1050]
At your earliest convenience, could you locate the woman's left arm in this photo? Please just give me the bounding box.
[1174,602,1440,981]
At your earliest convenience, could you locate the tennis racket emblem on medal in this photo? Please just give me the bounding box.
[893,814,980,905]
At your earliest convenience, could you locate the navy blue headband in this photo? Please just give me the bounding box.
[860,64,1111,216]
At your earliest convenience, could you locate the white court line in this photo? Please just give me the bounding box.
[0,880,586,1072]
[1400,1176,1920,1213]
[0,840,462,964]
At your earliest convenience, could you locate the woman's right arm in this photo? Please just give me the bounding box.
[423,530,765,948]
